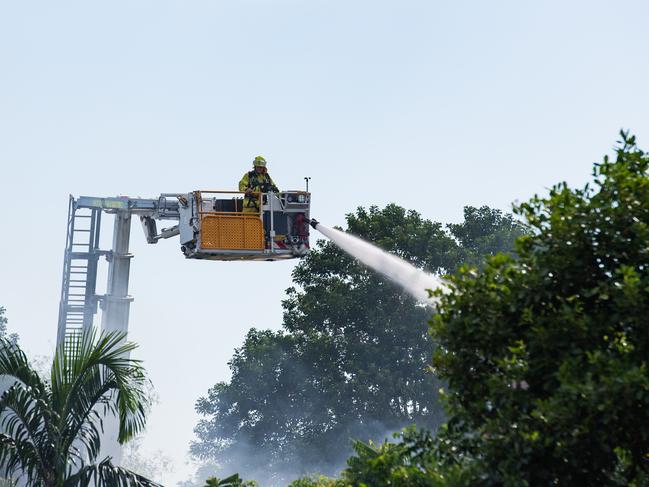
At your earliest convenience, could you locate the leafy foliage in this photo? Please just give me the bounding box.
[192,204,524,482]
[428,132,649,485]
[0,309,6,339]
[203,473,257,486]
[343,427,476,487]
[287,475,342,487]
[447,206,524,268]
[288,427,474,487]
[0,330,158,486]
[0,308,17,345]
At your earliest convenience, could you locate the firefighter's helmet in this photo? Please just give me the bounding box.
[253,156,267,167]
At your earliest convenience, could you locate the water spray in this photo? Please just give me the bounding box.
[309,219,445,304]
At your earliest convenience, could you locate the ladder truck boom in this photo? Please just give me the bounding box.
[57,189,311,350]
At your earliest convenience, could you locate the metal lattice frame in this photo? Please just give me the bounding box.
[56,196,102,350]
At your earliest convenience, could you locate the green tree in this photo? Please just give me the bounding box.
[192,204,524,482]
[203,473,257,486]
[288,427,473,487]
[0,330,159,486]
[0,309,6,340]
[287,476,342,487]
[341,427,473,487]
[428,132,649,485]
[0,308,17,345]
[447,206,524,268]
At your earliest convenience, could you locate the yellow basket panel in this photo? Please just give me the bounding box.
[200,215,265,250]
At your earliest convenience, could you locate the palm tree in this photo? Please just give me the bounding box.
[0,330,160,486]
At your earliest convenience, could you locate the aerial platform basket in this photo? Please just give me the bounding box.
[178,190,311,261]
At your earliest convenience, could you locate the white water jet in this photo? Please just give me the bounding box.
[313,223,446,303]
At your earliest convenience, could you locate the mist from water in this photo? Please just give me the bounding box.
[313,223,446,303]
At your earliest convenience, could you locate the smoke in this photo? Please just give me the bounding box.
[184,224,450,486]
[313,224,446,303]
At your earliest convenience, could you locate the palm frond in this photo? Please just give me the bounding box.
[52,330,150,461]
[0,387,50,483]
[51,330,138,412]
[63,458,163,487]
[0,434,20,479]
[0,338,48,401]
[60,375,116,464]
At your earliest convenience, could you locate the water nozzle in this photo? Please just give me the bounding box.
[309,218,319,230]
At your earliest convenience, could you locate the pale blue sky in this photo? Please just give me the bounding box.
[1,0,648,483]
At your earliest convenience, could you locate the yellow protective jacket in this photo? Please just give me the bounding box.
[238,170,279,212]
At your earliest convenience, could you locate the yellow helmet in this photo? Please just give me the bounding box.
[253,155,267,167]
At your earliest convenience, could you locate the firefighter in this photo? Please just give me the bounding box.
[239,155,279,213]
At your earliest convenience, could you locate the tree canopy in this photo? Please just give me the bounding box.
[191,204,524,483]
[428,132,649,485]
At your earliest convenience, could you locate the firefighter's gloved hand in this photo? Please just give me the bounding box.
[245,188,254,196]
